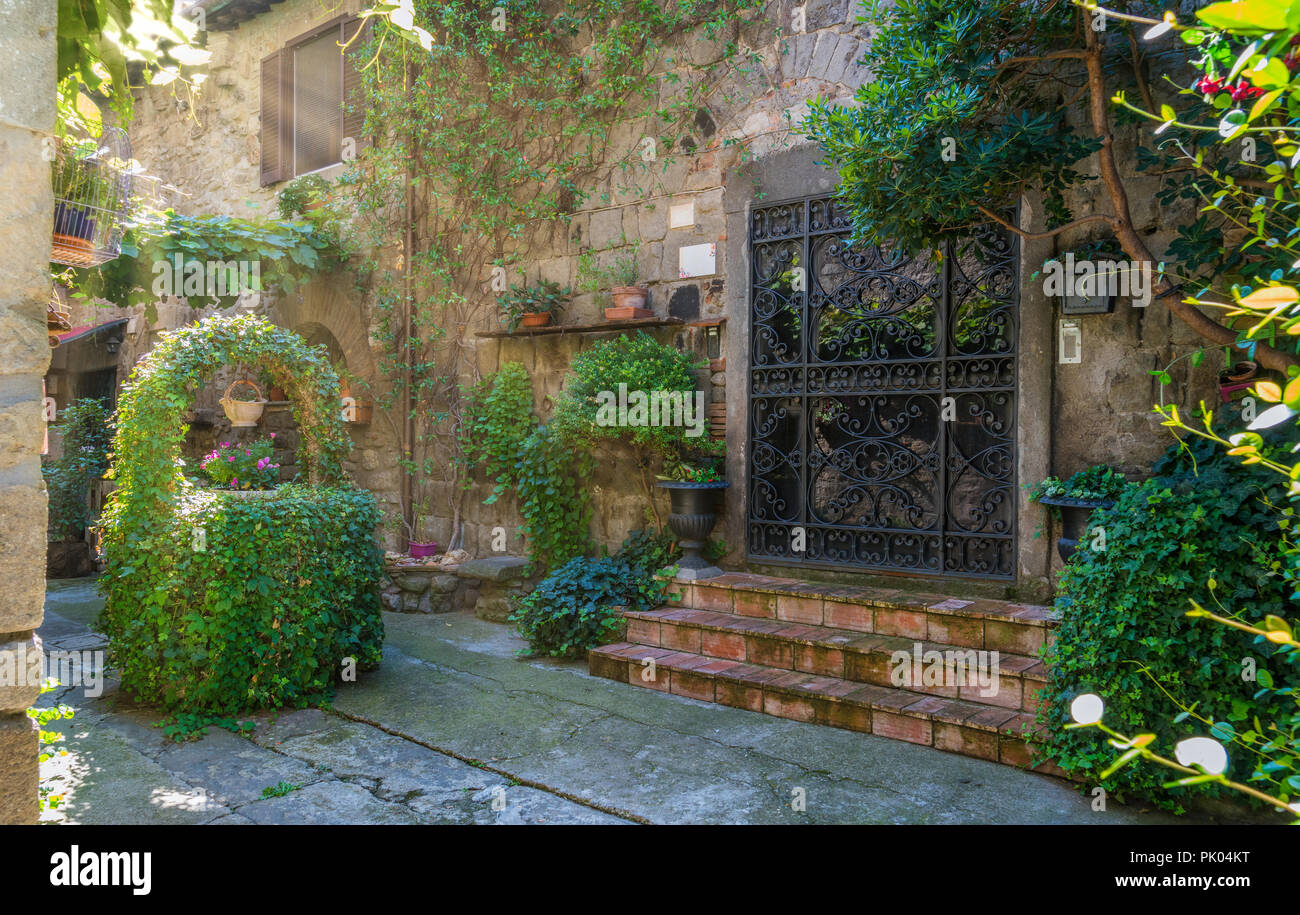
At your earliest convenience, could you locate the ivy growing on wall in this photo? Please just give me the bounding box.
[345,0,766,548]
[461,362,593,568]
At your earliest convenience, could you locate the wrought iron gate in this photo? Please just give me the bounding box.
[746,196,1018,580]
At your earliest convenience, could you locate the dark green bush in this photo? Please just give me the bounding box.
[1038,422,1294,809]
[510,553,667,659]
[99,483,383,714]
[43,398,112,540]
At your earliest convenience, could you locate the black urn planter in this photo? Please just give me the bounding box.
[1038,495,1114,562]
[657,479,728,579]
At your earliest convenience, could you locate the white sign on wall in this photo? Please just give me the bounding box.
[678,242,716,278]
[668,200,695,229]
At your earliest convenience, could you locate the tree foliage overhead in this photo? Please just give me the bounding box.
[805,0,1300,371]
[804,0,1099,251]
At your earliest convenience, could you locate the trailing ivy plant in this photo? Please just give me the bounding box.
[346,0,766,550]
[459,362,536,501]
[64,209,346,317]
[1036,408,1296,810]
[1026,465,1128,505]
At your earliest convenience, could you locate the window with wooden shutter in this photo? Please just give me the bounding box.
[259,17,368,186]
[259,50,286,186]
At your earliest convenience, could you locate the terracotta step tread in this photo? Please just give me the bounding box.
[666,572,1057,626]
[592,642,1042,738]
[627,607,1047,680]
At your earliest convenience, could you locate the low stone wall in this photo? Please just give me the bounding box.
[381,555,537,623]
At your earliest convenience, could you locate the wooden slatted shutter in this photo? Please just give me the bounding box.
[259,50,286,186]
[341,17,369,156]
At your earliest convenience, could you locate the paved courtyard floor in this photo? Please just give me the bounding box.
[39,578,1187,825]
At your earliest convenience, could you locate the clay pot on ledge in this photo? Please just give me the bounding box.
[657,479,728,579]
[606,286,653,320]
[519,312,552,328]
[219,379,267,428]
[1037,494,1114,562]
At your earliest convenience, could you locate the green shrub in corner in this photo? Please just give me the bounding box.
[1037,422,1294,810]
[43,397,113,541]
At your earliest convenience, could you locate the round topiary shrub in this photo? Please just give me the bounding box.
[1037,422,1294,810]
[98,314,384,715]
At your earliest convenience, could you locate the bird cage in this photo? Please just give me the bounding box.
[50,127,138,268]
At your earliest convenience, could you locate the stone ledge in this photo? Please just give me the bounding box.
[457,556,530,583]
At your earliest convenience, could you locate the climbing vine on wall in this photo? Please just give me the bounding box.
[345,0,767,547]
[61,209,347,317]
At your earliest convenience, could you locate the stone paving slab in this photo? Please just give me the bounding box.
[38,584,632,826]
[37,579,1188,826]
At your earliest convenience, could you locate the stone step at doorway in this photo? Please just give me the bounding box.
[587,571,1066,777]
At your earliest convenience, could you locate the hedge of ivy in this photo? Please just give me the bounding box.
[1037,417,1295,810]
[100,485,383,713]
[98,314,383,714]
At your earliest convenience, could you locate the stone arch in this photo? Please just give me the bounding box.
[272,277,375,386]
[106,315,351,516]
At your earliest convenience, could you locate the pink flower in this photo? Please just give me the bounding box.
[221,442,230,448]
[228,456,235,462]
[269,433,276,439]
[230,478,238,488]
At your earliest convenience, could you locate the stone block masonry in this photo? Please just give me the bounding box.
[0,0,56,824]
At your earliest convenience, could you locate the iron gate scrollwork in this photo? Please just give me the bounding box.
[747,196,1018,580]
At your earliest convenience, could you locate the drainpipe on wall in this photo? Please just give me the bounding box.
[401,60,415,552]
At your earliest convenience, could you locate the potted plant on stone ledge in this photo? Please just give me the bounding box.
[1028,465,1128,562]
[578,241,651,320]
[500,280,569,331]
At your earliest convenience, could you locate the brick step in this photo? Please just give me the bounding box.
[624,607,1046,714]
[589,642,1064,775]
[663,573,1056,657]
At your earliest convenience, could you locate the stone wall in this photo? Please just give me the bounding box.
[120,0,1231,597]
[0,0,55,824]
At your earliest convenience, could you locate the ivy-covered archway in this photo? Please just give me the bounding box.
[98,314,383,717]
[108,313,350,501]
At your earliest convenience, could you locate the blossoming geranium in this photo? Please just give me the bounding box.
[197,434,281,490]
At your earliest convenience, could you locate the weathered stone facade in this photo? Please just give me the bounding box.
[0,0,56,824]
[110,0,1225,602]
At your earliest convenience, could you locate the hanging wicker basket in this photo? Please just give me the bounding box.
[219,379,268,428]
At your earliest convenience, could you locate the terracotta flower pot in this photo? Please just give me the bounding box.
[519,312,552,328]
[608,286,652,320]
[219,379,267,428]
